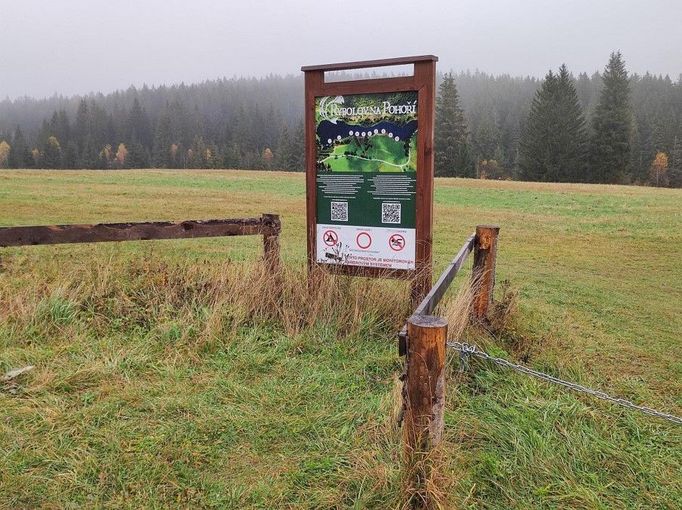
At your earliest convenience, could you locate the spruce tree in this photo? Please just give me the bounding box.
[518,66,588,182]
[518,71,559,181]
[8,126,32,168]
[41,136,62,169]
[126,98,152,149]
[471,108,500,163]
[435,73,474,177]
[74,99,89,154]
[275,124,293,171]
[152,113,173,168]
[671,135,682,171]
[589,52,633,183]
[276,120,304,172]
[555,65,589,181]
[669,135,682,187]
[127,141,150,168]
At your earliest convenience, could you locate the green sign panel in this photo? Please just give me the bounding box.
[315,92,418,269]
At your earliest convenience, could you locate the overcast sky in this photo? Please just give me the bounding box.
[1,0,680,100]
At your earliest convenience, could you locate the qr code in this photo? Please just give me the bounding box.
[331,201,348,222]
[381,202,401,224]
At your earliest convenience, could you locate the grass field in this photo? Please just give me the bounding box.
[1,170,681,508]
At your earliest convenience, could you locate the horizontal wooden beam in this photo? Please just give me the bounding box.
[398,233,476,355]
[0,216,281,247]
[319,75,417,96]
[414,233,476,316]
[301,55,438,73]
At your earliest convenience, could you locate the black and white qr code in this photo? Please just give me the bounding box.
[381,202,401,224]
[331,201,348,222]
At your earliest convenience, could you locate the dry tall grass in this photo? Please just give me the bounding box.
[0,255,414,348]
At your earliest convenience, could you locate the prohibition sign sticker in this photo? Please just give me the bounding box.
[323,230,338,246]
[389,233,406,251]
[356,232,372,249]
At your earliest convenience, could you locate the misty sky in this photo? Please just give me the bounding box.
[1,0,680,100]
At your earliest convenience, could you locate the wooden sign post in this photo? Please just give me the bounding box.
[302,55,437,302]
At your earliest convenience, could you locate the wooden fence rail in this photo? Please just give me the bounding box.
[401,225,499,508]
[0,213,282,269]
[398,232,476,356]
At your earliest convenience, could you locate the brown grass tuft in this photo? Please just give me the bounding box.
[0,256,412,349]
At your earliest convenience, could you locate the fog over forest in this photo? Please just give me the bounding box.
[1,0,680,185]
[1,56,680,186]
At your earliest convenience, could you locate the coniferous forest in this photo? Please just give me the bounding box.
[0,52,680,186]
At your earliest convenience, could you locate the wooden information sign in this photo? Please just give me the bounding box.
[302,55,437,300]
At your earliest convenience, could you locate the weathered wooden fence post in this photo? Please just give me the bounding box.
[404,314,448,508]
[261,213,281,275]
[471,225,500,321]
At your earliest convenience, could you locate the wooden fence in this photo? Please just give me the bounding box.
[400,225,499,507]
[2,213,498,508]
[0,213,282,272]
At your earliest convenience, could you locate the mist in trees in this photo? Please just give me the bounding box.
[0,54,680,186]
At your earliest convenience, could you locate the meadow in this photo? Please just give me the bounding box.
[1,170,680,508]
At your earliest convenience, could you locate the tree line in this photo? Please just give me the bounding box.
[0,53,680,186]
[435,52,682,186]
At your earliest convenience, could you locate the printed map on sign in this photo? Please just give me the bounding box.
[315,92,418,270]
[316,92,418,173]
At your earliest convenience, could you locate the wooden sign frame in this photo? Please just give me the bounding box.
[302,55,437,301]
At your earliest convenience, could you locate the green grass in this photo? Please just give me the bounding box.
[1,170,681,508]
[321,135,414,172]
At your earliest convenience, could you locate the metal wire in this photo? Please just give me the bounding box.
[447,341,682,426]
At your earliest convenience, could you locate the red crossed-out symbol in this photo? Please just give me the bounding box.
[389,233,406,252]
[356,231,372,249]
[323,230,339,246]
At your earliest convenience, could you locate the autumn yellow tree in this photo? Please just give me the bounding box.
[0,140,11,168]
[649,152,669,187]
[204,148,213,167]
[43,136,62,168]
[115,143,128,167]
[262,147,274,168]
[100,145,113,167]
[170,143,179,165]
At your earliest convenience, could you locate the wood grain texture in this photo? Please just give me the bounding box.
[471,225,500,320]
[0,216,280,247]
[403,314,447,508]
[415,234,475,316]
[305,70,324,272]
[319,76,416,96]
[411,60,437,305]
[398,233,475,356]
[261,213,282,275]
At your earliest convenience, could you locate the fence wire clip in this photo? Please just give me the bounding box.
[457,342,477,373]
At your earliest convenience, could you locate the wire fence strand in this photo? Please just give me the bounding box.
[447,341,682,426]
